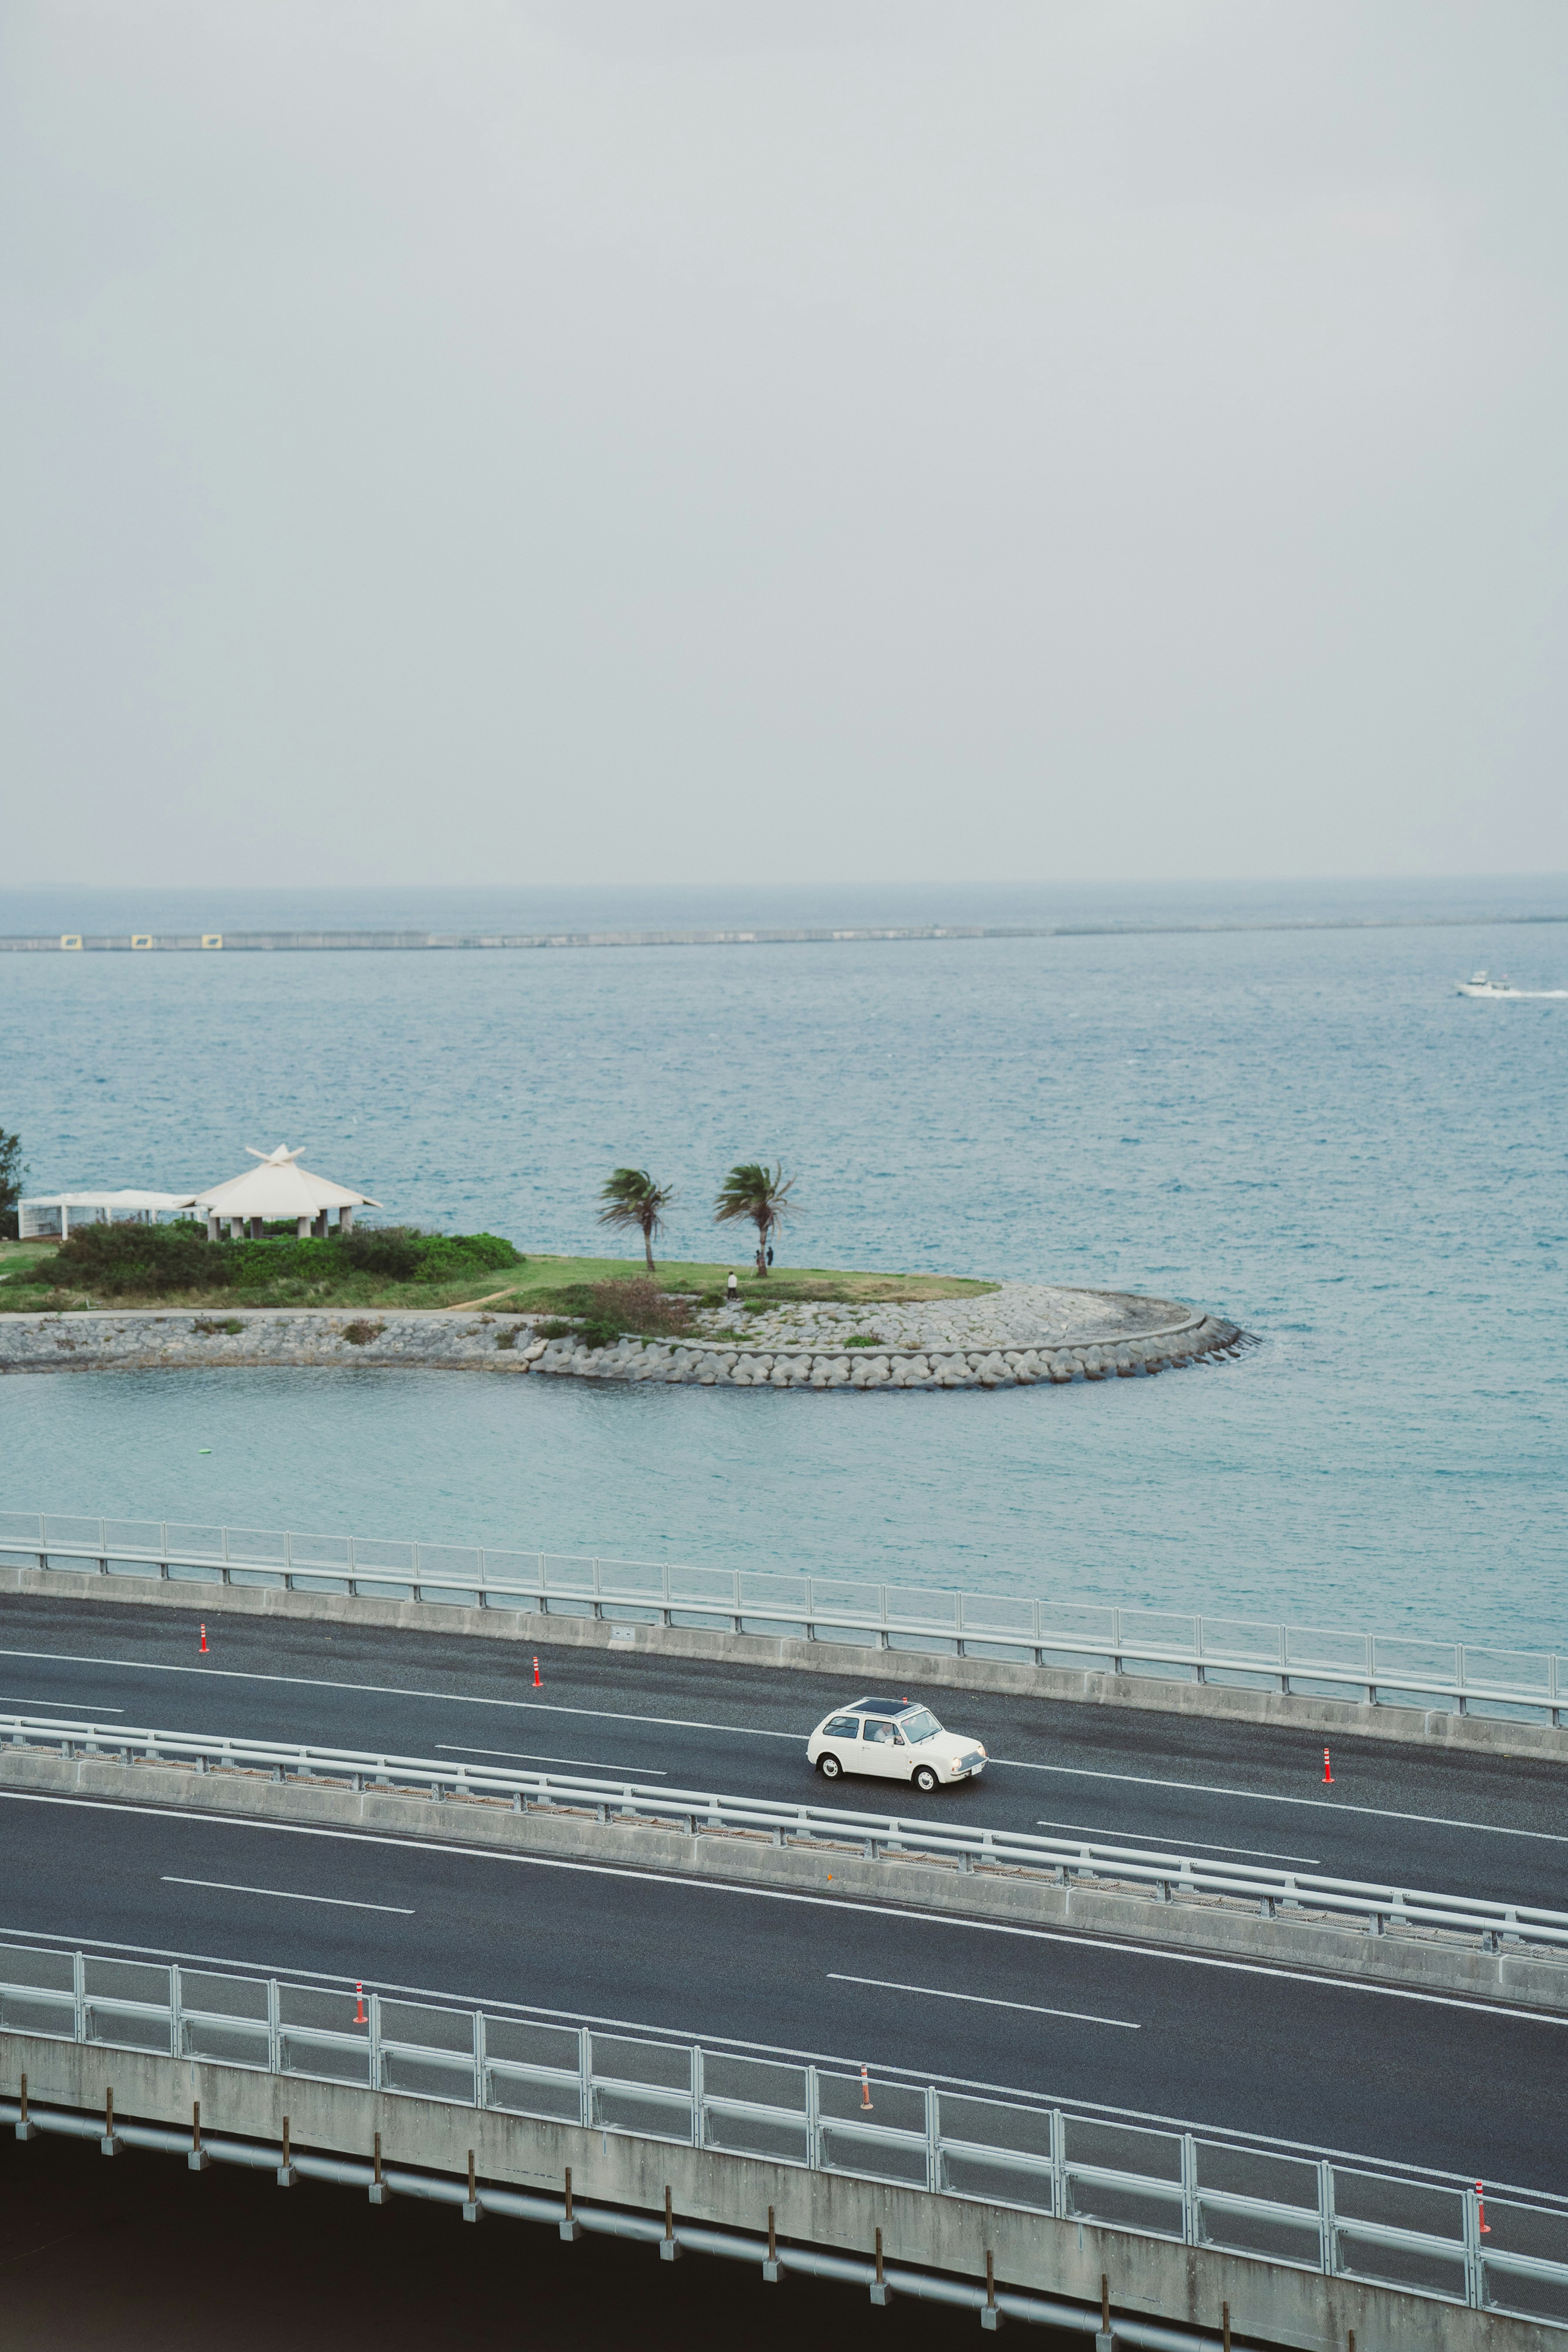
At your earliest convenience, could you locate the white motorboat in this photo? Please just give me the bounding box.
[1456,970,1568,1000]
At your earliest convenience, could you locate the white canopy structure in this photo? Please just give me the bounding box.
[19,1190,199,1241]
[192,1146,381,1241]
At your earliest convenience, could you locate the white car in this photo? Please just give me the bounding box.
[806,1697,987,1794]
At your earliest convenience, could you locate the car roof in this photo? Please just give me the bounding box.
[846,1697,917,1718]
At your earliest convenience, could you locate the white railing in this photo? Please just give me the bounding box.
[1,1511,1562,1725]
[1,1938,1564,2327]
[7,1712,1566,1958]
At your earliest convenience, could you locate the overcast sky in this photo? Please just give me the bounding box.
[3,2,1565,890]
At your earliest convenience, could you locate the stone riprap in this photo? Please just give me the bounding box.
[0,1284,1244,1387]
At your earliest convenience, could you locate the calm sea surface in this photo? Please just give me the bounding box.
[2,883,1564,1646]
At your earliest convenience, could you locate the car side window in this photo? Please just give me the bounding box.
[864,1721,897,1745]
[824,1716,862,1739]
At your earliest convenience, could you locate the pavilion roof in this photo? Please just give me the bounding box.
[192,1146,381,1219]
[20,1190,199,1211]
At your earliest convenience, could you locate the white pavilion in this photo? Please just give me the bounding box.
[192,1146,381,1241]
[18,1189,199,1241]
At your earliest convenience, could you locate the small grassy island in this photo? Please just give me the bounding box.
[0,1135,1243,1389]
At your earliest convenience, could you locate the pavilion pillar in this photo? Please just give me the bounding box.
[339,1207,355,1234]
[296,1217,311,1240]
[206,1214,219,1242]
[247,1217,263,1240]
[312,1212,327,1238]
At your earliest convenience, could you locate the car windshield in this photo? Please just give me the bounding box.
[900,1709,942,1743]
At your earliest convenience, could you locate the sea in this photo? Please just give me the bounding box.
[2,877,1564,1650]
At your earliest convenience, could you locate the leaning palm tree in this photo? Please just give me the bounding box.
[597,1168,676,1273]
[714,1163,796,1277]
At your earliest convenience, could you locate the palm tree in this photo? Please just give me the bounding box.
[597,1168,676,1273]
[714,1163,796,1277]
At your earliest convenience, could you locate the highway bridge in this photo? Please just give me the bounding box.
[2,1583,1566,2346]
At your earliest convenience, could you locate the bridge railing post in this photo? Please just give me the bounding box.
[1462,2183,1485,2307]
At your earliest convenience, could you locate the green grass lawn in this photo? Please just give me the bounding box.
[0,1238,995,1315]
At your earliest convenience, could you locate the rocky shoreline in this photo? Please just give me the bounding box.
[0,1284,1246,1387]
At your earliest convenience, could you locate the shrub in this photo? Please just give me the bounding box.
[531,1279,691,1351]
[339,1320,385,1346]
[223,1227,523,1287]
[44,1223,229,1296]
[41,1221,523,1298]
[588,1278,691,1337]
[334,1226,423,1279]
[192,1316,244,1336]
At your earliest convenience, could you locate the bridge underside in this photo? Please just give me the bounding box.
[2,2032,1552,2352]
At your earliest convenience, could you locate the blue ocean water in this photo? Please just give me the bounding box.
[2,884,1564,1645]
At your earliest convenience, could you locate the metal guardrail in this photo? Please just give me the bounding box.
[1,1939,1565,2327]
[2,1512,1562,1724]
[7,1712,1567,1959]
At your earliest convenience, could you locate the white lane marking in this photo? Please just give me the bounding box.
[161,1874,413,1915]
[1035,1820,1319,1865]
[2,1788,1563,2029]
[0,1697,125,1715]
[828,1972,1139,2030]
[0,1649,800,1739]
[437,1743,668,1776]
[1005,1759,1568,1845]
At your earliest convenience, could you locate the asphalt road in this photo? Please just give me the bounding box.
[0,1594,1564,1908]
[0,1785,1562,2196]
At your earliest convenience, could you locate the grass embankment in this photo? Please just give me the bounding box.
[0,1235,994,1322]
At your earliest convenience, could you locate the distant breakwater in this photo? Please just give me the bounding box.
[3,914,1565,955]
[0,1298,1246,1384]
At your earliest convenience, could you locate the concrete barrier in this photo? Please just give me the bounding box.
[2,2031,1553,2352]
[4,1562,1563,1765]
[7,1746,1564,2014]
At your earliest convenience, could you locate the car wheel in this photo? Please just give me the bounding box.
[913,1764,939,1794]
[818,1754,842,1780]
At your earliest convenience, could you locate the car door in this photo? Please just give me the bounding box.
[859,1720,906,1779]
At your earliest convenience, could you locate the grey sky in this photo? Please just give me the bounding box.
[3,2,1564,889]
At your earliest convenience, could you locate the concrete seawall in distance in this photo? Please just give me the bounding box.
[0,1282,1247,1387]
